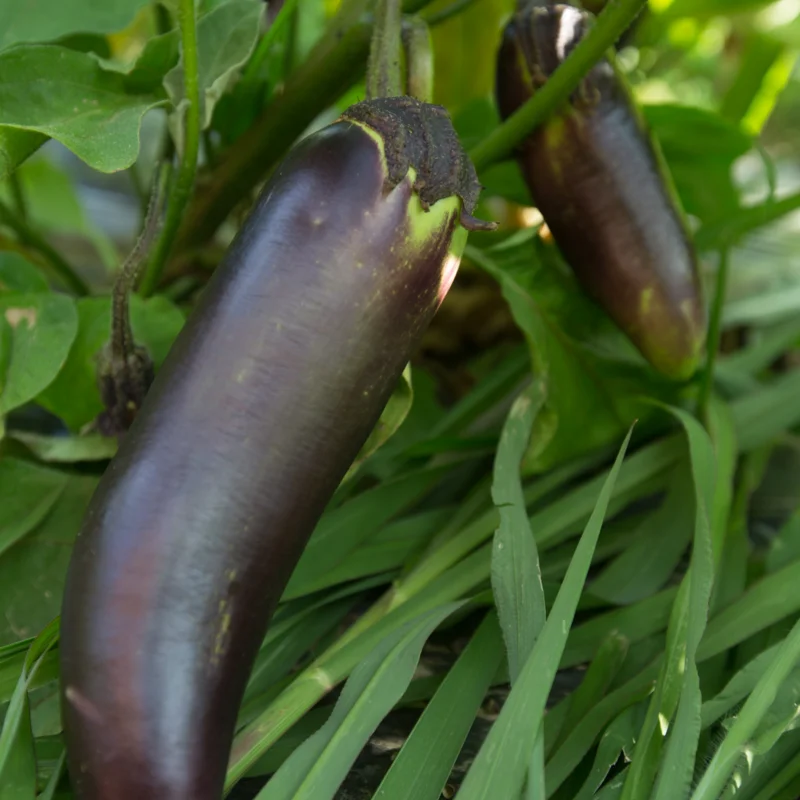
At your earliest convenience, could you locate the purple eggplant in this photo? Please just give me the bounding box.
[59,96,491,800]
[496,4,705,379]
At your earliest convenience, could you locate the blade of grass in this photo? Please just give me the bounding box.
[456,427,634,799]
[373,611,504,800]
[0,620,60,791]
[254,602,463,800]
[37,747,66,800]
[691,617,800,800]
[491,379,547,683]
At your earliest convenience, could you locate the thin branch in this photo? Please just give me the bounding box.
[0,198,89,296]
[366,0,403,98]
[139,0,201,297]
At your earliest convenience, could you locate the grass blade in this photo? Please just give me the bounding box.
[456,427,634,799]
[255,602,463,800]
[491,379,547,683]
[374,611,504,800]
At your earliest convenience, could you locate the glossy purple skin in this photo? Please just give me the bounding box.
[496,9,705,379]
[60,121,458,800]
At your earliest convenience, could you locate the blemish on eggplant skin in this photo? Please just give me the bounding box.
[65,686,104,724]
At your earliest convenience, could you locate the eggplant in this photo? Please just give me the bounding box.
[496,4,705,380]
[59,96,490,800]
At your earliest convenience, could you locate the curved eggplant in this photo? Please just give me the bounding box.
[59,96,490,800]
[496,4,705,379]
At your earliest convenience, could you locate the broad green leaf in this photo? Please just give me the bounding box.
[373,611,504,800]
[0,254,47,294]
[0,620,59,795]
[457,428,633,799]
[0,128,47,182]
[0,473,97,645]
[465,242,659,473]
[37,294,184,431]
[0,45,165,172]
[0,458,66,559]
[0,0,151,51]
[0,292,77,415]
[255,603,462,800]
[644,104,752,222]
[164,0,265,131]
[491,379,546,683]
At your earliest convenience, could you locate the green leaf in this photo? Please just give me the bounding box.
[165,0,265,131]
[491,379,546,683]
[254,603,462,800]
[589,466,694,605]
[457,428,633,799]
[0,292,77,416]
[692,618,800,800]
[0,155,118,270]
[661,0,785,20]
[9,432,117,463]
[373,611,504,800]
[644,104,752,223]
[284,465,449,598]
[37,295,184,431]
[0,128,47,182]
[0,458,66,559]
[344,364,414,481]
[0,45,165,172]
[0,254,47,294]
[465,240,657,473]
[0,619,59,797]
[0,0,151,51]
[0,473,97,645]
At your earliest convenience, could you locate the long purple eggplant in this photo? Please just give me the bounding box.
[59,96,491,800]
[496,4,705,379]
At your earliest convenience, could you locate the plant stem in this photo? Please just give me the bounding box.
[0,198,89,295]
[421,0,479,27]
[402,17,434,102]
[366,0,403,97]
[139,0,201,297]
[8,172,27,222]
[698,249,730,424]
[468,0,649,171]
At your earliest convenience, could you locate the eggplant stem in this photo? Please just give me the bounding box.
[401,17,434,103]
[139,0,201,297]
[468,0,648,171]
[366,0,403,98]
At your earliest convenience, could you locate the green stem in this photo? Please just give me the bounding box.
[139,0,201,297]
[366,0,403,97]
[421,0,479,26]
[0,199,88,296]
[468,0,649,171]
[8,172,27,222]
[401,17,434,102]
[698,249,730,423]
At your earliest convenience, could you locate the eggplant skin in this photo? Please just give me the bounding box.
[60,101,475,800]
[496,5,705,380]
